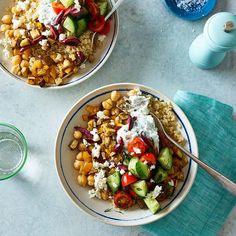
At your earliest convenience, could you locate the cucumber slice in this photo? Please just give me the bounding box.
[154,166,168,183]
[76,18,88,37]
[135,161,150,180]
[158,147,173,170]
[60,0,74,8]
[98,2,108,16]
[144,197,161,214]
[107,171,120,193]
[131,180,148,197]
[123,153,132,166]
[63,16,76,33]
[128,157,139,176]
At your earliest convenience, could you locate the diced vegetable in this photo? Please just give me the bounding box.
[98,2,108,16]
[107,171,121,193]
[121,173,137,187]
[158,147,173,170]
[63,16,76,33]
[144,197,161,214]
[88,15,105,32]
[140,153,156,165]
[128,157,139,176]
[114,192,133,209]
[76,18,88,37]
[52,2,66,15]
[128,137,146,157]
[123,152,132,165]
[154,166,168,183]
[135,161,150,179]
[60,0,74,8]
[131,180,148,197]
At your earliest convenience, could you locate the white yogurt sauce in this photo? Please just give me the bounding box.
[38,0,57,26]
[117,94,159,150]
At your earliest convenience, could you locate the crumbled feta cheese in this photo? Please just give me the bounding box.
[59,33,66,41]
[91,143,101,158]
[17,0,30,11]
[38,0,57,26]
[88,170,107,199]
[79,63,86,69]
[12,19,23,29]
[110,120,115,126]
[98,34,106,42]
[74,0,81,11]
[143,160,148,165]
[93,160,109,169]
[91,128,100,142]
[150,178,155,183]
[19,29,26,36]
[148,185,162,199]
[133,147,141,154]
[168,179,174,187]
[109,162,115,168]
[96,111,109,120]
[112,182,118,188]
[83,139,89,147]
[42,30,52,37]
[120,169,125,175]
[150,165,156,170]
[39,39,48,47]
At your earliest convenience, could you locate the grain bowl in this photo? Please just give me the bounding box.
[55,83,198,226]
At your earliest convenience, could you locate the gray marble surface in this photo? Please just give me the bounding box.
[0,0,236,236]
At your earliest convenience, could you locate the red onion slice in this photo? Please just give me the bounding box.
[54,10,65,25]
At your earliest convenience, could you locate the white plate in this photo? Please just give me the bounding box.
[55,83,198,226]
[0,0,119,89]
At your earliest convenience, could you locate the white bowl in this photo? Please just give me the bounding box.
[0,0,118,89]
[55,83,198,226]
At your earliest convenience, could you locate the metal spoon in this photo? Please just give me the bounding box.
[150,112,236,196]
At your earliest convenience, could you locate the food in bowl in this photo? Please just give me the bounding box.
[69,89,188,214]
[0,0,110,87]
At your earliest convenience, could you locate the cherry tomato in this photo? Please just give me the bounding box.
[121,173,137,187]
[128,137,146,157]
[128,188,138,198]
[140,153,156,165]
[51,2,66,15]
[88,15,105,33]
[114,192,133,209]
[100,21,110,35]
[86,2,99,19]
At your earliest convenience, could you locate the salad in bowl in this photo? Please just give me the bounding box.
[0,0,117,87]
[55,83,198,225]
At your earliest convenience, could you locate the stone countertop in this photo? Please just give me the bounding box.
[0,0,235,235]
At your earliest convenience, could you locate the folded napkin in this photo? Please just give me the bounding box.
[142,91,236,236]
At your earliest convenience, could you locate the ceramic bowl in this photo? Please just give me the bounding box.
[55,83,198,226]
[0,0,119,89]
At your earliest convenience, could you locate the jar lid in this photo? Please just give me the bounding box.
[204,12,236,49]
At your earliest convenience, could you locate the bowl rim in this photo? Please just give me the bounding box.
[0,0,119,90]
[55,83,199,226]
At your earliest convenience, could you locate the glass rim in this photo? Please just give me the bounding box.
[0,122,28,180]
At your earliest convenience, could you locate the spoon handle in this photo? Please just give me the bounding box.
[105,0,125,21]
[166,134,236,196]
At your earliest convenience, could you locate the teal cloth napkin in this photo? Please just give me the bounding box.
[142,91,236,236]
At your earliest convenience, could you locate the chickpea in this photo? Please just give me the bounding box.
[87,175,94,186]
[73,160,81,170]
[110,91,121,102]
[21,67,28,77]
[5,30,13,38]
[111,107,120,116]
[1,15,12,24]
[77,175,87,187]
[102,99,113,110]
[103,109,110,117]
[0,24,11,32]
[101,191,109,201]
[78,143,86,151]
[12,55,22,66]
[20,60,29,68]
[11,65,20,74]
[73,130,82,139]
